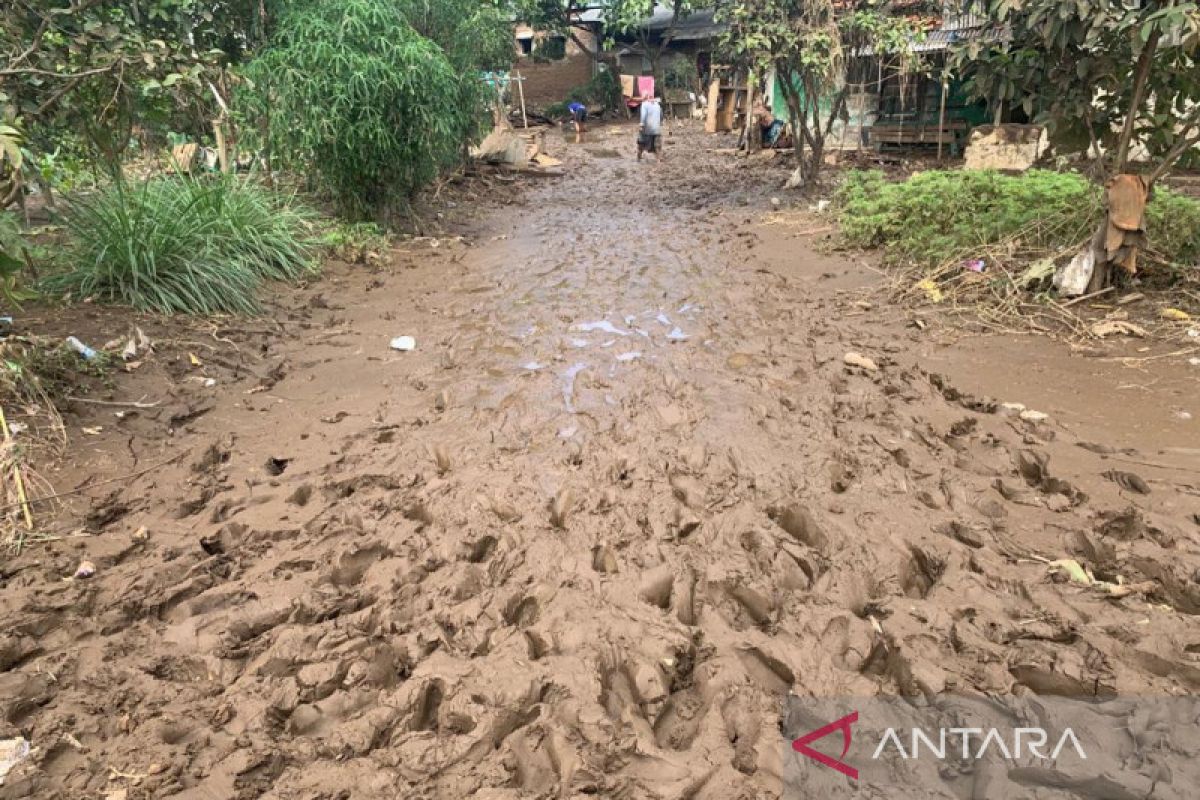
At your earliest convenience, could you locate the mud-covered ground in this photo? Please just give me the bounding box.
[1,122,1199,799]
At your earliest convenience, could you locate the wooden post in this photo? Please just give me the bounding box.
[212,118,231,173]
[515,71,528,129]
[937,75,947,161]
[705,77,721,133]
[741,73,758,152]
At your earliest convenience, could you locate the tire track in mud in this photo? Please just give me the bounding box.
[2,124,1199,798]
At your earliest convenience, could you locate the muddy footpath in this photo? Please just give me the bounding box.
[1,122,1199,799]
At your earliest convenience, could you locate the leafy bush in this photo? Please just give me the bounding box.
[45,175,313,314]
[1144,187,1200,267]
[0,212,34,308]
[837,169,1200,268]
[245,0,509,219]
[565,70,623,113]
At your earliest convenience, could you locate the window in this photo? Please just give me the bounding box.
[517,36,533,56]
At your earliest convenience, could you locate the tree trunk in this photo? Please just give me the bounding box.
[1114,30,1160,173]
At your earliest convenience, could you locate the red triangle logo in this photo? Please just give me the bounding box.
[791,711,859,780]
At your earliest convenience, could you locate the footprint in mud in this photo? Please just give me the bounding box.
[409,678,445,732]
[735,645,796,696]
[639,564,674,610]
[767,504,830,555]
[327,543,391,587]
[503,594,540,628]
[592,544,619,574]
[653,645,708,751]
[724,581,776,630]
[287,484,313,507]
[899,545,946,599]
[464,535,498,563]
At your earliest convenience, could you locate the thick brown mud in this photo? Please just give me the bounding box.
[1,123,1198,798]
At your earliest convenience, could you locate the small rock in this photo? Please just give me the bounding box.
[1000,402,1026,416]
[73,561,96,579]
[770,197,782,209]
[843,352,878,372]
[1019,409,1049,423]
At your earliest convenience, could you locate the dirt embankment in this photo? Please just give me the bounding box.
[1,123,1198,799]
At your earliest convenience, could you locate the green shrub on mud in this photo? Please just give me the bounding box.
[46,175,314,315]
[837,169,1200,268]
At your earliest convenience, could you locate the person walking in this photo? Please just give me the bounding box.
[637,95,663,162]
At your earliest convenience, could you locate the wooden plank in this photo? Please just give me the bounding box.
[705,79,721,133]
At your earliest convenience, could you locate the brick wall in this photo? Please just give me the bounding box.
[516,54,595,107]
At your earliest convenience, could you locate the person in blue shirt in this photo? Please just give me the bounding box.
[566,101,587,133]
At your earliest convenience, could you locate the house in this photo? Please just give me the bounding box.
[512,9,604,107]
[611,7,726,93]
[761,10,1000,152]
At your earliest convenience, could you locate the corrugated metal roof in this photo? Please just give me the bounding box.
[641,8,725,39]
[857,25,1008,55]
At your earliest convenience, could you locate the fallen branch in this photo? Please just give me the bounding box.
[66,395,161,409]
[1059,285,1115,308]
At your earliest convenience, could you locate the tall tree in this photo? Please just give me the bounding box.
[608,0,706,89]
[953,0,1200,179]
[0,0,260,166]
[718,0,927,186]
[953,0,1200,288]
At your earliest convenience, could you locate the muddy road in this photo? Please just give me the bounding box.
[2,123,1199,799]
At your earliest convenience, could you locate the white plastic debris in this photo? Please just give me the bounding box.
[66,336,98,360]
[0,737,29,785]
[655,313,671,327]
[1054,247,1094,297]
[1020,409,1049,423]
[666,327,688,342]
[389,336,416,352]
[574,320,629,336]
[616,352,642,362]
[521,361,544,371]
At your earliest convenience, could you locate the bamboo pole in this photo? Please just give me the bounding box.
[515,71,528,129]
[937,75,948,161]
[0,406,33,530]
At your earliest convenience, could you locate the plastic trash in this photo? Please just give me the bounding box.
[1054,247,1093,297]
[66,336,97,360]
[573,320,629,336]
[0,737,29,785]
[962,259,986,273]
[616,352,642,362]
[666,327,688,341]
[390,336,416,352]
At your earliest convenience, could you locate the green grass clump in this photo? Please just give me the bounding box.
[837,169,1200,268]
[46,175,314,315]
[837,169,1099,264]
[1144,186,1200,266]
